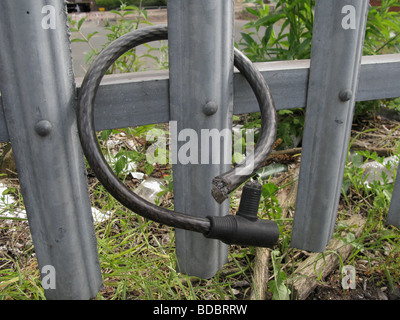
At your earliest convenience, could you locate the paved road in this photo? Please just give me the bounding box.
[70,17,256,78]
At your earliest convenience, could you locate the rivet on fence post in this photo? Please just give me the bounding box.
[35,120,53,136]
[202,101,219,116]
[339,89,353,102]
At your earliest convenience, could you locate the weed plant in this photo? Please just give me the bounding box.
[239,0,400,149]
[69,3,168,73]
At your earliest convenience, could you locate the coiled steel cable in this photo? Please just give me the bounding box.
[77,25,276,235]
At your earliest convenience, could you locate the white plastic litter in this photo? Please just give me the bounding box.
[133,177,164,204]
[131,171,145,180]
[360,155,399,188]
[0,183,27,221]
[0,182,113,224]
[91,207,112,224]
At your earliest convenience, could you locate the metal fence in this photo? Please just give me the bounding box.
[0,0,399,299]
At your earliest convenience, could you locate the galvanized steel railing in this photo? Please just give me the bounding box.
[0,0,399,299]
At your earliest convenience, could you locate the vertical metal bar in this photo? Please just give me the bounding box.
[387,163,400,227]
[291,0,369,252]
[167,0,235,278]
[0,0,103,299]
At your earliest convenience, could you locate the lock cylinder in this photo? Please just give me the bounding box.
[205,181,279,248]
[237,180,263,221]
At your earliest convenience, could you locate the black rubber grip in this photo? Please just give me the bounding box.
[205,215,279,248]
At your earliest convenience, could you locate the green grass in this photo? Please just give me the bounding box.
[0,182,257,300]
[91,189,257,300]
[1,132,399,300]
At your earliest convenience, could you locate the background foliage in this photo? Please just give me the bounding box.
[95,0,167,10]
[239,0,400,149]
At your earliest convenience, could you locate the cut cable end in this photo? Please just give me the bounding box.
[211,177,230,204]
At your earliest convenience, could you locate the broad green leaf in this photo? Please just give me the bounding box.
[110,10,123,17]
[100,129,112,141]
[77,17,86,30]
[241,32,257,46]
[115,156,127,175]
[71,38,88,43]
[252,12,286,28]
[262,182,279,198]
[87,31,99,41]
[268,277,291,300]
[246,7,261,17]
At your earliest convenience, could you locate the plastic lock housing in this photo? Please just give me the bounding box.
[205,181,279,248]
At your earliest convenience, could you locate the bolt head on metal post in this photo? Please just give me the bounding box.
[339,89,353,102]
[35,120,53,136]
[202,101,218,116]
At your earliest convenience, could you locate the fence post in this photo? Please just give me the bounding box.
[167,0,234,278]
[387,163,400,227]
[291,0,369,252]
[0,1,103,299]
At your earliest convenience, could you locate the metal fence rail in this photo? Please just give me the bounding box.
[2,54,399,142]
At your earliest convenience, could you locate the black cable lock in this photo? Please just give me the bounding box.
[206,181,279,247]
[77,25,279,248]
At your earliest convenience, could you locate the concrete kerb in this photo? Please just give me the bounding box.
[68,2,277,24]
